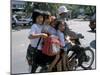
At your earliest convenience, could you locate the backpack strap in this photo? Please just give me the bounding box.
[35,37,41,50]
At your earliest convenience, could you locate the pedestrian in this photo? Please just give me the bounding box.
[26,9,48,73]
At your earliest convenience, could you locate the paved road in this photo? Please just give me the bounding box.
[11,19,96,74]
[11,29,30,74]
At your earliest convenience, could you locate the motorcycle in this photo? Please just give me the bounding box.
[66,33,94,70]
[30,33,94,73]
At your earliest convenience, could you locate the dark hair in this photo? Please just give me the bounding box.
[31,9,43,23]
[50,16,57,26]
[55,20,65,30]
[43,11,51,21]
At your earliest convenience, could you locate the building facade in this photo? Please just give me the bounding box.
[11,0,26,13]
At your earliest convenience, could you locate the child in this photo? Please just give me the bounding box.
[42,11,51,34]
[55,20,66,48]
[42,12,57,35]
[42,12,59,59]
[49,16,57,35]
[40,13,61,71]
[42,13,58,37]
[56,20,79,71]
[44,20,66,72]
[49,21,68,71]
[26,9,48,73]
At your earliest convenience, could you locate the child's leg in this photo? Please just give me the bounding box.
[31,62,38,73]
[48,54,60,72]
[68,58,77,71]
[56,59,62,71]
[62,53,69,71]
[26,44,33,65]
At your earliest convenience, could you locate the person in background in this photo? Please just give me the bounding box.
[58,5,79,43]
[58,6,73,38]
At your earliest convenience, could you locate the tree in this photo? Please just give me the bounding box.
[24,2,33,16]
[24,2,96,18]
[33,2,61,15]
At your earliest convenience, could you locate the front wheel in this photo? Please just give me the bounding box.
[80,47,94,69]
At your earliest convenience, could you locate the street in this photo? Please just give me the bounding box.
[11,19,96,74]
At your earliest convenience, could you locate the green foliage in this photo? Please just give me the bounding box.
[33,2,61,15]
[24,2,96,17]
[24,2,33,16]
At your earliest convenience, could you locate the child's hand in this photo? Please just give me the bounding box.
[65,36,71,43]
[41,33,48,38]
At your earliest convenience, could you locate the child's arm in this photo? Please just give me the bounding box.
[28,24,48,39]
[65,36,71,43]
[28,33,48,39]
[65,36,76,46]
[57,32,65,47]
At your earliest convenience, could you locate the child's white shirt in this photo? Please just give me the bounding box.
[48,26,57,35]
[57,30,65,47]
[29,24,43,50]
[42,25,57,36]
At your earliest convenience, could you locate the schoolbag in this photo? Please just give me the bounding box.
[42,35,61,56]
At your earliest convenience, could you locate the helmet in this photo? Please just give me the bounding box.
[58,6,69,15]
